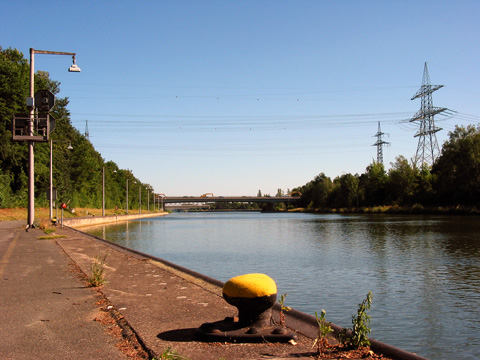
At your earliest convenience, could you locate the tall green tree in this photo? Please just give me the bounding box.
[0,47,30,207]
[359,161,388,207]
[387,156,418,205]
[433,125,480,206]
[331,173,359,208]
[298,173,333,209]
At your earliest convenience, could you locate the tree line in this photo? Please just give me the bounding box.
[293,124,480,212]
[0,47,153,211]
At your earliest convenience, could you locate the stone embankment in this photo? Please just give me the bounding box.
[61,211,168,228]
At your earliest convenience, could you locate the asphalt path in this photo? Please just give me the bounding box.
[0,221,127,360]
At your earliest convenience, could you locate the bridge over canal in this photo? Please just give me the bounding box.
[160,196,300,211]
[160,196,300,204]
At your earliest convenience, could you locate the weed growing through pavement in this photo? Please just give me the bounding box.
[313,309,333,354]
[38,219,56,234]
[38,234,67,240]
[278,293,291,326]
[88,253,107,287]
[156,346,190,359]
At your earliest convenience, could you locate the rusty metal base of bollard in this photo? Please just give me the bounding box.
[195,316,297,343]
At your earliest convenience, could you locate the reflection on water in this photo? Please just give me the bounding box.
[83,212,480,360]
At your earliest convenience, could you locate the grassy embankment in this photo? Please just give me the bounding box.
[0,208,154,222]
[288,204,480,215]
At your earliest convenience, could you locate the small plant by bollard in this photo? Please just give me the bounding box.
[351,290,373,348]
[278,293,291,326]
[339,291,373,349]
[313,309,333,354]
[88,253,107,287]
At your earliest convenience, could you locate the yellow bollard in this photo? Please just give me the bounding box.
[223,273,277,327]
[196,273,297,343]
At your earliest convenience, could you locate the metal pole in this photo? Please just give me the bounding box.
[102,166,105,216]
[139,185,141,214]
[126,178,129,214]
[147,190,149,211]
[26,48,80,229]
[28,48,35,229]
[49,139,53,220]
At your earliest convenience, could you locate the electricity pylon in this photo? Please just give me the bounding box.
[372,122,389,165]
[409,63,447,168]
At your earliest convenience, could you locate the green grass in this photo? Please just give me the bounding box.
[38,234,67,240]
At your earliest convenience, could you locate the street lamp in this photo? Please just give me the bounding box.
[102,167,117,217]
[27,48,80,229]
[102,166,105,216]
[49,139,72,220]
[126,177,129,214]
[158,194,166,212]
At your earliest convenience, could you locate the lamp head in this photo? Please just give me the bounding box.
[68,64,81,72]
[67,142,73,150]
[68,55,81,72]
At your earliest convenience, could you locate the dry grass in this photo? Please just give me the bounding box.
[0,207,131,222]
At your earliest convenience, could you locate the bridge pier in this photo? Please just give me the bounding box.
[264,202,275,212]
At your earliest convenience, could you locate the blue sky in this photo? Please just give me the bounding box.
[2,1,479,196]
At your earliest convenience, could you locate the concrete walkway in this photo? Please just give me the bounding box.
[0,221,127,359]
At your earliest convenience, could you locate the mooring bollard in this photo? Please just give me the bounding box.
[196,273,297,343]
[223,273,277,327]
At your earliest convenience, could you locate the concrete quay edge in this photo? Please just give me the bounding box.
[67,221,430,360]
[61,211,168,228]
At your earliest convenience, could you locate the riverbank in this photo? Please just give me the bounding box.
[287,204,480,215]
[0,207,167,223]
[61,212,168,228]
[0,219,429,360]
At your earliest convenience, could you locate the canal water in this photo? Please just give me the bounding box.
[82,212,480,360]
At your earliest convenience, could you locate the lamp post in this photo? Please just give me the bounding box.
[49,139,72,220]
[158,194,166,212]
[102,167,117,216]
[126,178,129,214]
[102,166,105,216]
[27,48,80,229]
[139,185,141,214]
